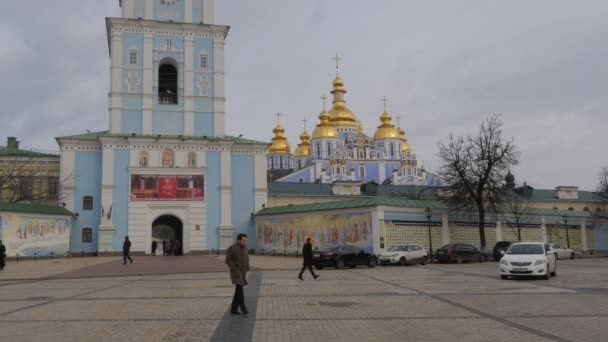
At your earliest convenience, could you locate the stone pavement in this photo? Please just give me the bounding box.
[0,255,607,341]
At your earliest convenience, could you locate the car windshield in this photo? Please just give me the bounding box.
[507,244,544,255]
[388,246,401,252]
[318,246,340,253]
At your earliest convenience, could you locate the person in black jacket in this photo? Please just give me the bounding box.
[123,236,133,264]
[298,238,319,281]
[0,240,6,271]
[151,240,157,256]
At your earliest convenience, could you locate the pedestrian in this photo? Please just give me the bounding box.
[298,237,319,281]
[0,240,6,271]
[123,236,133,264]
[162,240,167,256]
[173,239,181,256]
[151,240,158,256]
[225,233,250,316]
[169,240,174,256]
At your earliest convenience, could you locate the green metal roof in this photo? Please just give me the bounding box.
[0,202,73,216]
[255,197,448,216]
[56,131,269,145]
[268,183,333,196]
[0,146,60,158]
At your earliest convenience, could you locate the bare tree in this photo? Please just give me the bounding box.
[438,114,519,251]
[595,166,608,219]
[499,191,533,241]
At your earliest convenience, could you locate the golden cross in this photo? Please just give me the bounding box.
[396,114,402,127]
[275,112,281,124]
[321,94,328,109]
[331,54,342,71]
[302,118,308,131]
[381,96,388,111]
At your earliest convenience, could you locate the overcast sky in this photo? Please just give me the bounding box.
[1,0,607,190]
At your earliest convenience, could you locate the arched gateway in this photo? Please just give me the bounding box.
[152,215,183,255]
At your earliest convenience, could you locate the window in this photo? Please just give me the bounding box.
[583,207,589,212]
[82,228,93,243]
[316,144,321,158]
[298,178,304,183]
[187,152,197,168]
[83,196,93,210]
[390,144,395,157]
[16,177,33,200]
[200,54,208,68]
[553,207,558,210]
[158,60,178,104]
[327,143,332,156]
[270,158,275,169]
[297,160,302,169]
[279,156,284,169]
[359,166,365,179]
[48,177,59,199]
[568,207,574,211]
[129,49,138,65]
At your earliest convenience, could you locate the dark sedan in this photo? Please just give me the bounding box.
[312,245,377,269]
[435,243,487,263]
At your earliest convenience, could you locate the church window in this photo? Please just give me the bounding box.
[327,143,332,156]
[187,152,197,167]
[316,144,321,158]
[48,177,59,199]
[83,196,93,210]
[279,156,284,169]
[568,207,574,211]
[390,144,395,158]
[299,178,304,183]
[162,148,174,167]
[270,158,275,169]
[360,166,365,179]
[200,54,208,69]
[129,49,138,65]
[158,59,178,104]
[139,151,149,167]
[336,166,340,175]
[82,228,93,243]
[297,160,301,169]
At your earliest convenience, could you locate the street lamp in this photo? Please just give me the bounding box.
[425,207,433,263]
[562,214,570,249]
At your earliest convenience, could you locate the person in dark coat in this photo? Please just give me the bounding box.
[169,240,174,256]
[173,239,181,256]
[0,240,6,271]
[298,238,319,281]
[123,236,133,264]
[162,240,167,256]
[225,233,250,315]
[151,240,158,256]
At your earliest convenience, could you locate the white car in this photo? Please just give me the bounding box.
[377,244,428,266]
[550,243,576,260]
[499,242,557,280]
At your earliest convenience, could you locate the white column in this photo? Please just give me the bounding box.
[218,148,234,248]
[496,220,502,242]
[142,31,153,135]
[98,146,116,252]
[581,219,588,252]
[378,162,386,183]
[203,0,214,24]
[213,37,225,136]
[540,217,547,243]
[441,212,450,246]
[109,30,124,134]
[372,208,384,253]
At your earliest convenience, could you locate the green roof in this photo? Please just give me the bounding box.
[0,202,73,216]
[255,198,448,216]
[56,131,268,145]
[0,146,60,158]
[269,183,333,196]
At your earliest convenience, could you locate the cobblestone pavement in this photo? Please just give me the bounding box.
[0,256,607,341]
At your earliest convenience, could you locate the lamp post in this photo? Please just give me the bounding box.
[425,207,433,263]
[562,214,570,249]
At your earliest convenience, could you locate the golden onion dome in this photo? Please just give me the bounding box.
[373,111,401,140]
[328,73,358,127]
[402,138,411,153]
[312,109,339,139]
[268,123,291,154]
[294,130,311,157]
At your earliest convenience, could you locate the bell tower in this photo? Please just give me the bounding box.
[108,0,227,137]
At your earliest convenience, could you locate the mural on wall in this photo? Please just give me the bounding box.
[256,212,373,253]
[131,174,204,200]
[0,214,71,257]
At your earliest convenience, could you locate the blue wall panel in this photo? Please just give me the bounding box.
[205,151,221,249]
[193,112,214,136]
[153,0,185,22]
[71,151,102,252]
[231,155,255,239]
[111,149,131,251]
[121,110,143,135]
[152,111,184,135]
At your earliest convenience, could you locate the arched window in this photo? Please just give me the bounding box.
[568,207,574,211]
[187,152,196,168]
[316,144,321,158]
[327,142,332,156]
[597,207,603,213]
[270,157,275,169]
[139,151,149,167]
[360,166,365,179]
[552,207,558,210]
[83,196,93,210]
[297,160,302,169]
[162,148,174,167]
[390,144,395,158]
[298,178,304,183]
[82,228,93,243]
[158,59,178,104]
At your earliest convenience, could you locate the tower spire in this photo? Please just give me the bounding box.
[331,53,342,73]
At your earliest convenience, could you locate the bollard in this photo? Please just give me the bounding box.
[51,251,54,259]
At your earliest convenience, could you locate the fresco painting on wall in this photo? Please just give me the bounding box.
[256,212,373,253]
[0,214,71,257]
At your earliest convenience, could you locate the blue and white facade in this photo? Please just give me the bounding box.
[57,0,268,254]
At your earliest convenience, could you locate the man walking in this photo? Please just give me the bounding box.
[162,240,168,256]
[151,240,157,256]
[298,238,319,281]
[0,240,6,271]
[123,236,133,264]
[225,233,250,316]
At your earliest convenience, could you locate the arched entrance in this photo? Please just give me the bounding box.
[152,215,183,255]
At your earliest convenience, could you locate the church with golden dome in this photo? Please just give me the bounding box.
[267,62,443,186]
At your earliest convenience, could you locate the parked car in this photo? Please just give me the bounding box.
[377,244,428,266]
[550,243,575,260]
[312,245,377,269]
[499,242,557,280]
[493,241,514,261]
[435,243,487,264]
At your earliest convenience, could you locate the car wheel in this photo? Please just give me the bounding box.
[455,256,463,264]
[543,267,550,280]
[315,265,324,270]
[368,258,377,268]
[399,257,407,266]
[420,256,428,265]
[551,263,557,277]
[336,258,344,269]
[479,254,486,263]
[570,252,575,260]
[500,275,508,280]
[350,264,357,268]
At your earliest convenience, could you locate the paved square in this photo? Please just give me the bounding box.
[1,256,607,341]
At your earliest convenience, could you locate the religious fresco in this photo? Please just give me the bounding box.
[0,214,71,257]
[131,174,204,201]
[255,212,373,253]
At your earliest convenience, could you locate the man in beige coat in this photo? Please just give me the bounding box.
[225,233,250,315]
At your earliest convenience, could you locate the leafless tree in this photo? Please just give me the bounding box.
[499,191,533,241]
[438,114,519,251]
[594,166,608,219]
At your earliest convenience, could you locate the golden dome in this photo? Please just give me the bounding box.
[312,109,339,139]
[373,111,401,140]
[294,130,311,157]
[328,73,358,127]
[268,123,291,154]
[402,139,411,153]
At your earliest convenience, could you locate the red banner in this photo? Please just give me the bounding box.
[130,174,204,201]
